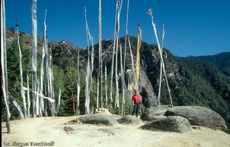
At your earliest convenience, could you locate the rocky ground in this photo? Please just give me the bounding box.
[2,115,230,147]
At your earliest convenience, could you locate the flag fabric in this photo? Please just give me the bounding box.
[72,95,75,113]
[135,26,142,90]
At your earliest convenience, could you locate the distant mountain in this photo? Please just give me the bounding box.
[185,52,230,76]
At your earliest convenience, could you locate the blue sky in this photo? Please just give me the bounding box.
[6,0,230,57]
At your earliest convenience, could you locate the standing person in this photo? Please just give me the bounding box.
[131,90,141,117]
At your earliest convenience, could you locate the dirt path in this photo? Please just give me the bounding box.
[2,117,230,147]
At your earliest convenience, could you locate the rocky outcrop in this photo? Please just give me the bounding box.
[125,67,158,107]
[138,69,158,107]
[79,114,120,126]
[118,115,142,125]
[140,106,170,121]
[78,114,144,126]
[165,106,227,131]
[141,116,192,133]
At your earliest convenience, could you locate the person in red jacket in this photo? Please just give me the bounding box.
[132,90,141,117]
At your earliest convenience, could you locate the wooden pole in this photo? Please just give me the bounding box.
[1,0,11,133]
[98,0,103,108]
[147,9,173,107]
[157,24,165,106]
[31,0,38,117]
[123,0,130,78]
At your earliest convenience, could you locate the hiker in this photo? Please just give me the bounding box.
[131,90,141,117]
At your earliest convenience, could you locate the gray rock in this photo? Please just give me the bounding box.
[141,116,192,133]
[126,68,158,107]
[79,114,118,126]
[110,114,123,120]
[140,106,170,121]
[118,115,142,125]
[165,106,227,131]
[63,126,74,134]
[138,69,158,107]
[144,116,167,122]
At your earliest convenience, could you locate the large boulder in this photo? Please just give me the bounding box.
[79,114,119,126]
[118,115,142,125]
[140,106,170,121]
[141,116,192,133]
[165,106,227,131]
